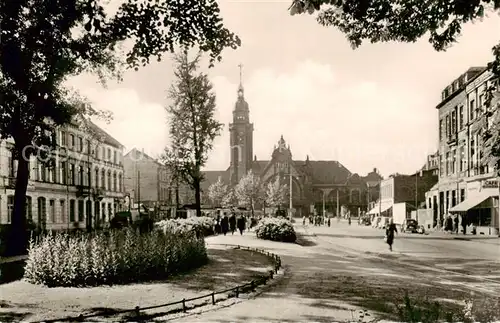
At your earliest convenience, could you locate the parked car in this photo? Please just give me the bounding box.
[402,219,418,233]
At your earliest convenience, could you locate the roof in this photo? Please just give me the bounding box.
[124,148,158,162]
[88,121,124,148]
[300,160,352,184]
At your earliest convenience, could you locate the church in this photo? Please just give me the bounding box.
[201,74,382,217]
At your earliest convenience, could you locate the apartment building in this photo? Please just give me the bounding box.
[0,119,125,230]
[426,66,500,235]
[421,151,439,176]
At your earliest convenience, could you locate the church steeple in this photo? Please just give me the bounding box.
[229,62,254,186]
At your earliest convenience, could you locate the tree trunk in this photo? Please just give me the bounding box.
[250,198,254,218]
[194,179,202,217]
[8,150,30,256]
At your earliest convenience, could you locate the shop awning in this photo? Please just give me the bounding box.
[449,192,497,212]
[367,203,392,215]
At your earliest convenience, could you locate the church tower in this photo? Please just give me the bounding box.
[229,64,254,186]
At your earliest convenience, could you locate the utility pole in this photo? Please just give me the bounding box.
[415,171,419,223]
[336,189,339,219]
[289,173,293,221]
[379,182,382,217]
[137,169,141,215]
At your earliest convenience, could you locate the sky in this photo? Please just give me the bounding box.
[66,1,500,178]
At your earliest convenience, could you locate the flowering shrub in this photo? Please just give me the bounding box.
[23,228,207,287]
[255,217,296,243]
[156,216,215,237]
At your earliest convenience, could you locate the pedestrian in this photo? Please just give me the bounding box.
[327,217,331,227]
[462,216,467,235]
[454,216,459,234]
[237,215,246,235]
[385,218,398,252]
[348,216,351,226]
[229,212,237,235]
[221,214,229,236]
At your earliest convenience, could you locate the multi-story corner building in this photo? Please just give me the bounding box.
[0,119,125,230]
[123,148,193,212]
[426,66,500,235]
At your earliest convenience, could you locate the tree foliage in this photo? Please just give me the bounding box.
[208,177,231,208]
[163,52,224,217]
[235,170,263,216]
[265,177,288,211]
[0,0,239,255]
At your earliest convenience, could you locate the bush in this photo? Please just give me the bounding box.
[156,216,215,237]
[255,217,296,243]
[23,227,207,287]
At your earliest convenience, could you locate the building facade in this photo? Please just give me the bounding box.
[421,151,439,176]
[123,148,194,212]
[201,79,383,216]
[0,120,125,230]
[372,171,438,225]
[426,66,500,235]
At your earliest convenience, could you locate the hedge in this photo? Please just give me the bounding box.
[23,227,207,287]
[255,218,296,243]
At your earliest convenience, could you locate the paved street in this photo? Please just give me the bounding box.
[173,223,500,322]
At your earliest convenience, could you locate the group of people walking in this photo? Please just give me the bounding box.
[213,213,255,236]
[303,215,332,227]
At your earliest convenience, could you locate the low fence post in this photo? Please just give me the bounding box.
[236,286,239,298]
[78,314,84,322]
[211,292,215,305]
[182,298,186,312]
[250,280,255,291]
[135,306,140,317]
[269,270,274,279]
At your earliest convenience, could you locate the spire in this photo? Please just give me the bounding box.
[237,63,244,94]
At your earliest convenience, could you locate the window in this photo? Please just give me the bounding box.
[470,99,475,120]
[37,197,47,225]
[40,163,47,182]
[107,170,111,190]
[451,149,456,174]
[107,148,111,160]
[61,131,67,146]
[113,172,117,191]
[479,94,484,110]
[459,105,464,129]
[78,165,84,186]
[470,138,476,170]
[86,140,91,154]
[445,152,450,175]
[101,169,106,189]
[69,163,75,185]
[460,189,465,203]
[49,199,56,223]
[60,162,67,185]
[69,199,76,222]
[439,119,443,141]
[7,195,14,223]
[95,168,99,188]
[78,137,83,152]
[70,134,75,149]
[26,196,32,221]
[451,108,457,135]
[446,115,451,140]
[451,191,456,207]
[113,151,117,164]
[78,200,84,222]
[102,147,105,160]
[8,155,17,178]
[60,200,66,223]
[118,174,122,192]
[459,146,465,172]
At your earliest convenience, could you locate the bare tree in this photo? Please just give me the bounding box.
[162,52,223,217]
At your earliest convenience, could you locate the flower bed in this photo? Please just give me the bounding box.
[255,217,296,243]
[23,228,207,287]
[156,216,215,237]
